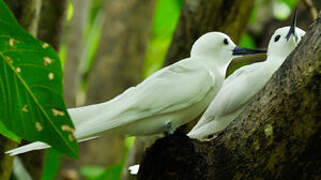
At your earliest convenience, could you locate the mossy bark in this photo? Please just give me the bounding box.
[164,0,256,66]
[138,12,321,180]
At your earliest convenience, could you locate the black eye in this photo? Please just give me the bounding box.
[223,38,229,45]
[274,35,281,42]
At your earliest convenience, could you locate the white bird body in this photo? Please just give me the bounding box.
[6,32,265,155]
[72,58,221,138]
[188,26,306,140]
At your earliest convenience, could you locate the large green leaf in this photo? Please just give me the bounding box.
[0,121,20,142]
[0,0,78,158]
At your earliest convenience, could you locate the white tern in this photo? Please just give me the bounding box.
[188,14,306,140]
[6,32,265,155]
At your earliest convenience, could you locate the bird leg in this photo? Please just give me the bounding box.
[165,122,174,135]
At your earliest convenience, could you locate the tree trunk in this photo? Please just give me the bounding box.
[63,0,89,108]
[37,0,67,50]
[1,1,42,179]
[138,12,321,180]
[164,0,256,66]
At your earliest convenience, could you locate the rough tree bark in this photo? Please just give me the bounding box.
[138,12,321,180]
[0,1,42,179]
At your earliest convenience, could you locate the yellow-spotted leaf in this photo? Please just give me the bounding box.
[0,0,78,158]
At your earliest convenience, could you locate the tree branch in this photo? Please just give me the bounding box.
[138,12,321,180]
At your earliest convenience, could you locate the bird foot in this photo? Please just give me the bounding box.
[165,122,174,136]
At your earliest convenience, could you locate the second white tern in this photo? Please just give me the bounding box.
[188,13,306,140]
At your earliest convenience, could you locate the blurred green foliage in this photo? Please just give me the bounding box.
[142,0,183,78]
[274,0,299,20]
[278,0,299,8]
[41,149,63,180]
[240,33,256,49]
[80,137,135,180]
[78,0,105,80]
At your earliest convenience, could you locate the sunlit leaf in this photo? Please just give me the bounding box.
[0,0,78,158]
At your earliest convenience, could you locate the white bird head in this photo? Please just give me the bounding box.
[191,32,266,65]
[267,11,306,59]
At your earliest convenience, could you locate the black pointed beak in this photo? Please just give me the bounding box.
[232,46,266,56]
[286,8,298,41]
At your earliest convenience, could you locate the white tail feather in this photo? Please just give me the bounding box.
[6,142,49,156]
[6,136,98,156]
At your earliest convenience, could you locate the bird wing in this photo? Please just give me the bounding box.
[194,62,265,128]
[75,58,215,138]
[210,62,266,116]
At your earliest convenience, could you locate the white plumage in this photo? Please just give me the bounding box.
[188,25,306,140]
[7,32,265,155]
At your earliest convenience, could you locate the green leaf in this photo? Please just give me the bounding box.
[0,0,78,158]
[0,121,20,142]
